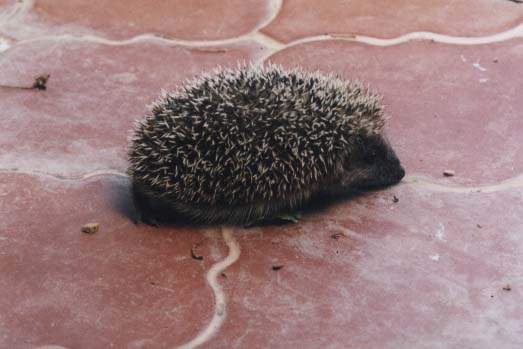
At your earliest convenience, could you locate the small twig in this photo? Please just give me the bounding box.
[191,238,206,260]
[0,85,33,90]
[32,74,50,90]
[0,74,50,91]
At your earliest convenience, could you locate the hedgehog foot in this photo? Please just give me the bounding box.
[133,211,160,227]
[241,212,301,228]
[141,216,160,227]
[276,212,302,224]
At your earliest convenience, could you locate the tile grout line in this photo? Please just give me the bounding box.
[6,23,523,52]
[176,226,241,349]
[0,0,521,55]
[1,169,523,193]
[284,22,523,48]
[0,168,128,181]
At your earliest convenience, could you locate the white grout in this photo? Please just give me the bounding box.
[1,0,522,58]
[176,227,241,349]
[0,168,128,181]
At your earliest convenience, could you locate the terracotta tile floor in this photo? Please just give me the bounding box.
[1,1,522,348]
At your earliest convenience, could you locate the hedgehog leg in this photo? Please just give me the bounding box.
[131,182,161,226]
[139,213,161,227]
[132,200,161,227]
[242,212,301,228]
[276,212,302,223]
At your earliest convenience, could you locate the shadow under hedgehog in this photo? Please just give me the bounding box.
[128,64,405,227]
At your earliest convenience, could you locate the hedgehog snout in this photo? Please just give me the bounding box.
[387,153,405,182]
[382,152,405,184]
[393,165,406,183]
[377,161,405,186]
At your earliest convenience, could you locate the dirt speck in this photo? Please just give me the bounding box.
[392,195,399,203]
[443,169,455,177]
[503,284,512,291]
[272,265,284,271]
[32,74,50,90]
[81,223,99,234]
[191,241,204,260]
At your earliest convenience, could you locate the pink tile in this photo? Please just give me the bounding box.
[263,0,523,42]
[208,185,523,348]
[1,1,522,347]
[267,39,523,185]
[0,173,226,348]
[33,0,272,40]
[0,40,266,176]
[2,172,522,348]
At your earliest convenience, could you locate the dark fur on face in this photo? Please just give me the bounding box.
[341,135,405,190]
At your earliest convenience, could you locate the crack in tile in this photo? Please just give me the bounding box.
[176,226,241,349]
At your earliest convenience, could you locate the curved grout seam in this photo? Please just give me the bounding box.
[0,0,284,51]
[0,168,128,181]
[1,168,523,193]
[1,0,521,56]
[259,0,283,33]
[176,226,241,349]
[14,32,260,48]
[10,22,523,53]
[292,22,523,47]
[0,0,34,23]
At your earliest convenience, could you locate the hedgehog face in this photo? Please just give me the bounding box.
[341,135,405,190]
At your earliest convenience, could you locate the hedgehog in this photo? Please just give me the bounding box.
[128,64,405,226]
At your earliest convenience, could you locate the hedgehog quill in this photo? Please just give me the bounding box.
[128,64,405,226]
